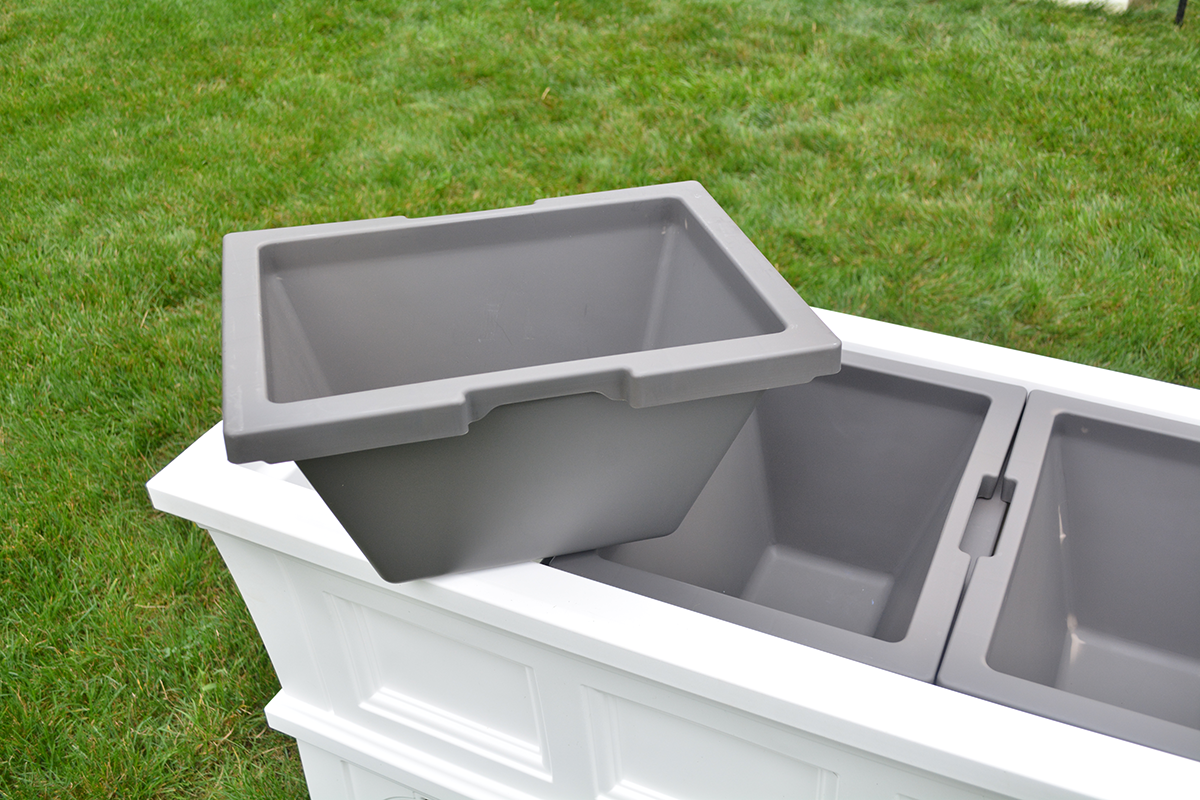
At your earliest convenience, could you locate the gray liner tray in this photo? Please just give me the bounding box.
[938,391,1200,761]
[552,351,1026,681]
[221,182,841,583]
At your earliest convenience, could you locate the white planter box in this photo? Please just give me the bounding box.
[147,310,1200,800]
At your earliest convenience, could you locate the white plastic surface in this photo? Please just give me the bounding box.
[146,312,1200,800]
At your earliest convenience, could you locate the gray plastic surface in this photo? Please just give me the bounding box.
[221,182,842,583]
[223,182,840,463]
[938,391,1200,761]
[552,351,1026,681]
[299,391,759,583]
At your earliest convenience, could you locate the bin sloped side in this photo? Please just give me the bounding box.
[938,390,1200,761]
[298,390,761,584]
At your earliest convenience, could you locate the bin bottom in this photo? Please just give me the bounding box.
[742,545,893,637]
[1051,626,1200,730]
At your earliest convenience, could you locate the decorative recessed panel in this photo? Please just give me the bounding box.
[330,595,549,779]
[586,690,838,800]
[345,760,432,800]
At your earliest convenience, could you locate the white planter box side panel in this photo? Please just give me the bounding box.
[145,312,1200,800]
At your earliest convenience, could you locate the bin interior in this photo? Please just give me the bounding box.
[986,414,1200,731]
[259,198,784,403]
[593,366,990,643]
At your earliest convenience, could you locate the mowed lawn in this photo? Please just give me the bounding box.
[1,0,1197,796]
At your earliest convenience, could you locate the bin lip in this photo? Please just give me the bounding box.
[221,181,842,464]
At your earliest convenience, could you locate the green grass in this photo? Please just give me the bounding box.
[1,0,1197,795]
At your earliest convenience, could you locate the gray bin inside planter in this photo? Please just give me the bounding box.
[939,391,1200,761]
[221,182,841,583]
[552,352,1026,681]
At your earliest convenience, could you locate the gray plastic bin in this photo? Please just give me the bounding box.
[222,182,841,583]
[552,352,1026,681]
[938,391,1200,761]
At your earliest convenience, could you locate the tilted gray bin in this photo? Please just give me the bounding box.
[552,352,1026,681]
[221,182,841,583]
[938,391,1200,761]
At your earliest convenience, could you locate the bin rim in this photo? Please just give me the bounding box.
[221,181,841,464]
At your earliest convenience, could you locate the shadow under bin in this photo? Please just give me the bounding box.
[939,390,1200,761]
[552,351,1027,681]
